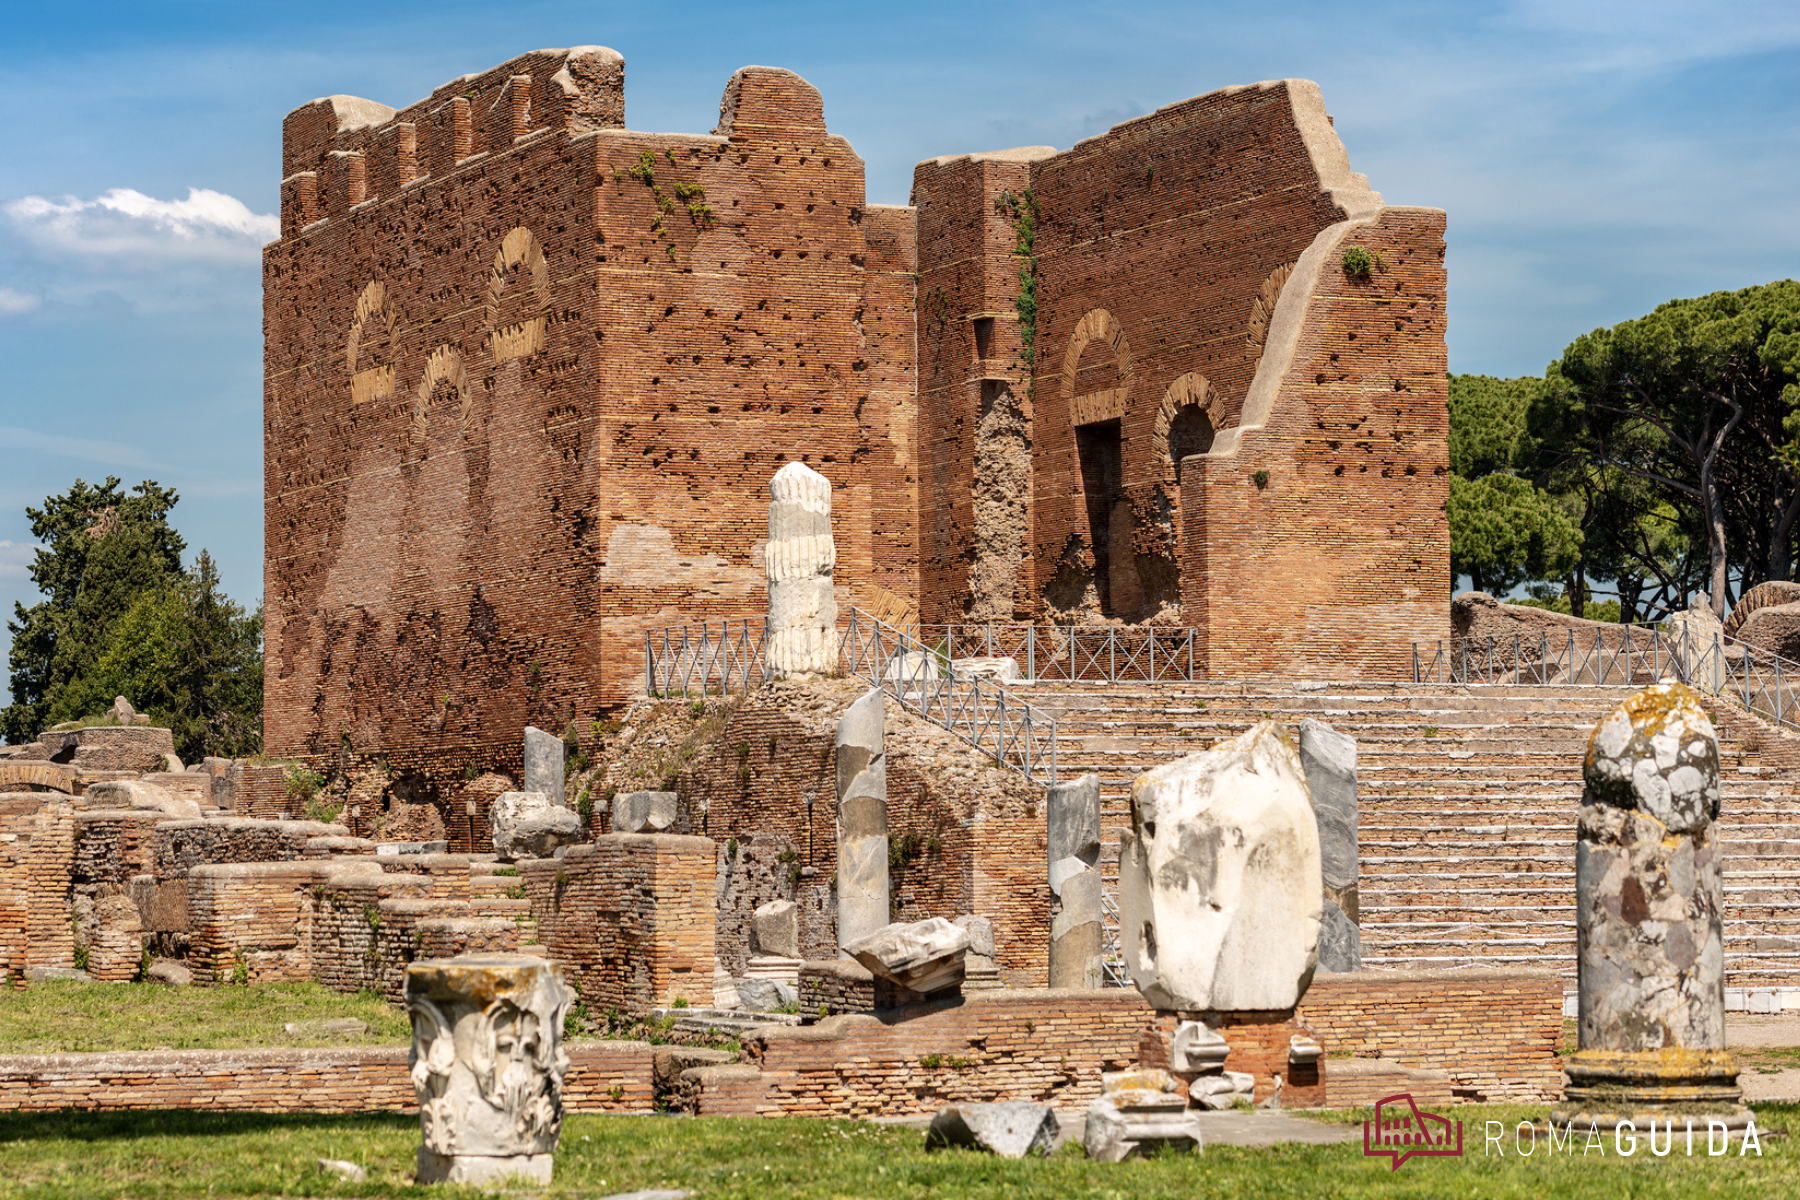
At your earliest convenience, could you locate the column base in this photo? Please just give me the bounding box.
[1551,1048,1749,1133]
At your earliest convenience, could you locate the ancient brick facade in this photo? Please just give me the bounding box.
[263,48,1447,784]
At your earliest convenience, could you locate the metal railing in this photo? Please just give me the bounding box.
[842,609,1059,785]
[1098,889,1129,987]
[906,623,1197,683]
[644,617,774,698]
[644,610,1059,783]
[1413,622,1800,733]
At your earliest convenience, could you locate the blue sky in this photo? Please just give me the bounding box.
[1,0,1797,700]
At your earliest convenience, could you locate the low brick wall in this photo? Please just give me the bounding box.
[0,1042,656,1113]
[688,967,1566,1116]
[1300,968,1564,1103]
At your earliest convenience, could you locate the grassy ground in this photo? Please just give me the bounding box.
[0,982,411,1053]
[0,1105,1793,1199]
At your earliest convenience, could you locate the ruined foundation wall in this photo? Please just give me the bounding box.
[264,50,920,791]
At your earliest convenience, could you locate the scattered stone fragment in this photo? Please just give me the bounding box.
[927,1101,1057,1158]
[491,791,583,861]
[750,899,800,959]
[25,967,90,983]
[1120,720,1322,1011]
[952,656,1020,683]
[1170,1020,1228,1073]
[318,1159,366,1182]
[612,791,678,834]
[733,978,796,1012]
[146,959,192,987]
[1083,1097,1203,1162]
[845,917,969,995]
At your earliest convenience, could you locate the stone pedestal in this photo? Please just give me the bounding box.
[1552,681,1748,1132]
[743,955,802,985]
[405,954,572,1185]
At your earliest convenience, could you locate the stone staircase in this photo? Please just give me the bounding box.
[1024,680,1800,990]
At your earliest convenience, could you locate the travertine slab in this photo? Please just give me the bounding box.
[845,917,969,995]
[521,726,565,806]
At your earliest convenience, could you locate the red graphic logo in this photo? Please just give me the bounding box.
[1363,1093,1464,1170]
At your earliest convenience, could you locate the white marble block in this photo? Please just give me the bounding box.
[406,954,572,1186]
[765,461,837,677]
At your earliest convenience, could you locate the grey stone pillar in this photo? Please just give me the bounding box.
[835,688,887,951]
[522,726,565,805]
[405,954,572,1186]
[766,461,837,677]
[1554,681,1747,1130]
[1047,773,1104,988]
[1298,719,1360,972]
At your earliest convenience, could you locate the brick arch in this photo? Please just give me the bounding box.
[1152,373,1229,465]
[485,226,551,362]
[1060,308,1133,426]
[346,280,398,405]
[411,345,470,442]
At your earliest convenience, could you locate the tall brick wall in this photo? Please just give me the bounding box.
[912,79,1449,668]
[264,48,920,793]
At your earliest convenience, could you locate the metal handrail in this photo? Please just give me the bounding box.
[902,623,1197,683]
[842,609,1059,785]
[1412,621,1800,733]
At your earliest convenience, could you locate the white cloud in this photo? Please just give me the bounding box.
[3,187,277,266]
[0,287,38,315]
[0,540,38,584]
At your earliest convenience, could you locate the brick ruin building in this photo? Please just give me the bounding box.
[263,46,1449,783]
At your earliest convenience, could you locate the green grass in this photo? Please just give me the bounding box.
[0,1105,1793,1199]
[0,981,410,1053]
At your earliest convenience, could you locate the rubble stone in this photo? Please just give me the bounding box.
[79,779,202,821]
[1083,1098,1203,1162]
[491,792,583,861]
[1120,720,1322,1012]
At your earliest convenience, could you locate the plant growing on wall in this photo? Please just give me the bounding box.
[617,149,716,264]
[996,189,1042,371]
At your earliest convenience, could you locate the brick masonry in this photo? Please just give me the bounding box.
[686,969,1563,1116]
[0,1042,654,1114]
[262,49,1447,800]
